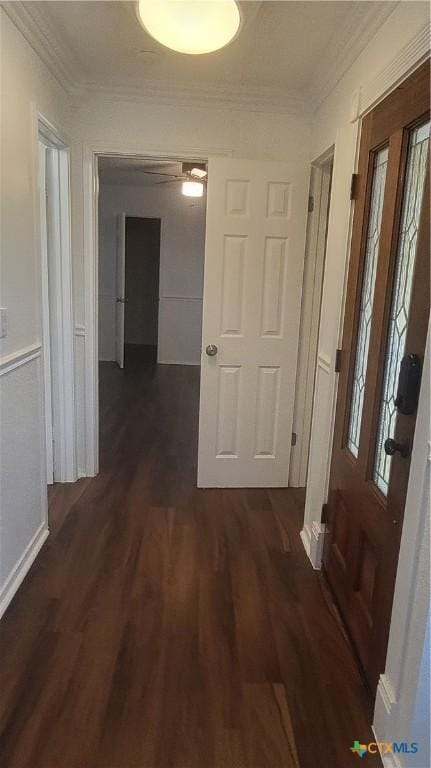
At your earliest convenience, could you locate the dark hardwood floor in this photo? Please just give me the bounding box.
[0,347,381,768]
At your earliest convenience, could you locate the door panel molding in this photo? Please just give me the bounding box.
[198,157,309,488]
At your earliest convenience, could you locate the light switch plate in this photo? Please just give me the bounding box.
[0,308,8,339]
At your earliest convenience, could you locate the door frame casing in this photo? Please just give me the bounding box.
[38,141,54,484]
[115,211,126,368]
[290,149,333,488]
[83,145,231,476]
[37,112,76,483]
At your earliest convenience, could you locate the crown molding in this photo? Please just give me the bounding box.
[359,22,431,117]
[1,1,84,93]
[2,0,409,118]
[77,78,309,116]
[1,0,306,115]
[309,2,400,111]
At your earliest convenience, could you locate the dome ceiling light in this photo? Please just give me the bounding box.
[136,1,241,55]
[182,180,204,197]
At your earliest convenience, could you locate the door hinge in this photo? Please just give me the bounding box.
[291,432,297,447]
[321,503,329,525]
[350,173,359,200]
[308,195,314,213]
[335,348,342,373]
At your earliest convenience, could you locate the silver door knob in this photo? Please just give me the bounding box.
[206,344,218,357]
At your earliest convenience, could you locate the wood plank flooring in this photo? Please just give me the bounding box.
[0,348,381,768]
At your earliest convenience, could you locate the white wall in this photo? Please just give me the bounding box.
[70,99,311,347]
[299,1,430,761]
[0,9,71,615]
[98,180,206,365]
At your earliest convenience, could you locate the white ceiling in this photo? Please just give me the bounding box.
[98,157,185,186]
[7,1,405,109]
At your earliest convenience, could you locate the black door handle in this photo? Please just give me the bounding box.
[394,354,421,415]
[384,438,409,458]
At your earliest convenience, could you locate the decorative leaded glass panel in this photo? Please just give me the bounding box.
[347,147,388,457]
[374,121,430,495]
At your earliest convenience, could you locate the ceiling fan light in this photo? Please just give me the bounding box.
[182,180,204,197]
[190,167,207,179]
[137,1,241,55]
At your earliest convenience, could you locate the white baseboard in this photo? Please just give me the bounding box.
[300,524,312,559]
[98,357,200,366]
[300,521,326,569]
[371,727,402,768]
[0,523,49,619]
[158,359,200,366]
[373,675,402,768]
[376,673,398,719]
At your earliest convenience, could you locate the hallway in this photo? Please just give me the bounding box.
[0,349,381,768]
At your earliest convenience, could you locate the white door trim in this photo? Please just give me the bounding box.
[289,153,333,488]
[83,145,231,477]
[37,111,76,483]
[38,142,54,484]
[115,212,126,369]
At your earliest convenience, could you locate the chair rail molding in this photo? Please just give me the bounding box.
[0,344,49,618]
[0,343,42,377]
[75,324,86,337]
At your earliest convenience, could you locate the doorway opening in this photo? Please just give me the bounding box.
[38,117,75,486]
[90,154,312,485]
[290,153,333,488]
[117,215,161,369]
[97,155,207,470]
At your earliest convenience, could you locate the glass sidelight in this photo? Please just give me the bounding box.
[374,121,430,494]
[347,147,389,457]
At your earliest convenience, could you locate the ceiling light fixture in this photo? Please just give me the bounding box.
[182,180,204,197]
[190,166,207,179]
[136,1,241,55]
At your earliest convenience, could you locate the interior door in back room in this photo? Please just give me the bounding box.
[198,157,309,488]
[124,217,161,351]
[115,212,126,369]
[323,62,430,696]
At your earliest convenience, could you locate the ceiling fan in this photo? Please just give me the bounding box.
[141,162,207,196]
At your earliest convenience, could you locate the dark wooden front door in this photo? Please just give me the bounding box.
[323,62,430,695]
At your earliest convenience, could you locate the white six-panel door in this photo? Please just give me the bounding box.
[198,157,308,487]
